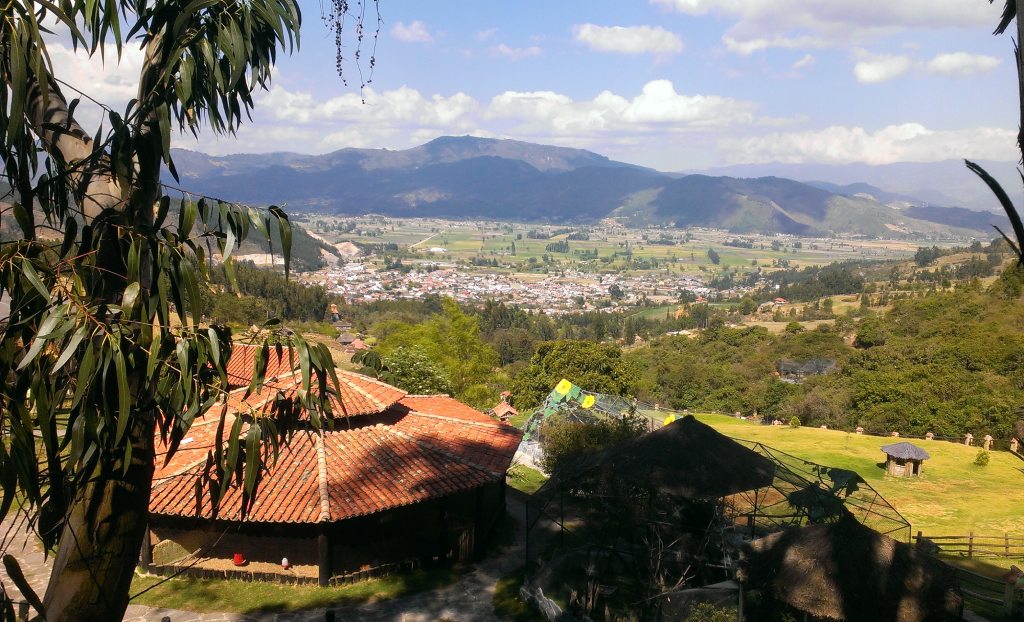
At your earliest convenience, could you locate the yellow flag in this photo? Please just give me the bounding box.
[581,395,595,409]
[554,379,573,395]
[664,414,680,426]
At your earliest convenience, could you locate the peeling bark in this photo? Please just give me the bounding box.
[24,77,125,222]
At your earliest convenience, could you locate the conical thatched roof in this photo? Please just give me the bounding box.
[738,517,962,622]
[881,442,930,461]
[606,415,775,499]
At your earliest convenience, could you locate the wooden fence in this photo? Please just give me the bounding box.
[917,532,1024,559]
[948,565,1009,612]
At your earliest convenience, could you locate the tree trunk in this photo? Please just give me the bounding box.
[28,31,168,621]
[41,416,155,622]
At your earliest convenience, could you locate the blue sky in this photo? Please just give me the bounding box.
[55,0,1021,170]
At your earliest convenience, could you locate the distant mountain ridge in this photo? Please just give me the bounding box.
[697,160,1022,213]
[166,136,1010,238]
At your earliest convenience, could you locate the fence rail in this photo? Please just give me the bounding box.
[948,565,1007,608]
[918,531,1024,559]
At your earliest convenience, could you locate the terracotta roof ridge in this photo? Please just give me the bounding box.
[184,408,234,429]
[315,431,331,522]
[404,393,452,398]
[338,369,408,397]
[385,426,503,478]
[402,410,507,429]
[151,455,208,490]
[335,371,389,414]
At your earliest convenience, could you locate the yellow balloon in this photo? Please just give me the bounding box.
[581,395,595,409]
[554,379,573,395]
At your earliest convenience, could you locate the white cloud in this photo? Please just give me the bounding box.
[391,20,433,43]
[792,54,815,70]
[42,42,145,131]
[719,123,1016,165]
[487,79,758,134]
[926,52,1001,77]
[489,44,542,60]
[476,28,498,42]
[852,50,912,84]
[260,85,479,127]
[573,24,684,56]
[651,0,1001,54]
[229,80,762,156]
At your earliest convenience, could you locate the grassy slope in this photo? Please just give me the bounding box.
[695,414,1024,536]
[130,567,462,613]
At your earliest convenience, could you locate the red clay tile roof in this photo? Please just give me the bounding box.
[491,402,519,417]
[225,344,298,388]
[321,425,493,520]
[226,369,405,420]
[390,396,523,476]
[150,381,521,523]
[399,395,497,424]
[149,420,505,523]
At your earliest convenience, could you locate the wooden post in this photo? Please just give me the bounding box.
[916,530,922,547]
[140,526,153,569]
[968,532,974,558]
[17,602,28,622]
[438,497,449,560]
[559,486,565,547]
[524,498,530,565]
[1007,533,1011,557]
[473,486,485,561]
[317,529,332,587]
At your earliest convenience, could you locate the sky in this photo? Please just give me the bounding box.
[50,0,1022,171]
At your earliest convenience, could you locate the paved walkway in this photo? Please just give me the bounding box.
[2,495,535,622]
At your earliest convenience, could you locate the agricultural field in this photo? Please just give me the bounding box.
[296,215,935,278]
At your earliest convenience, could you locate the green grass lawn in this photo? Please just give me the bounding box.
[129,566,463,613]
[508,464,548,495]
[695,414,1024,536]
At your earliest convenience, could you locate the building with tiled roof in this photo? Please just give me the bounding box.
[489,400,519,422]
[146,345,521,586]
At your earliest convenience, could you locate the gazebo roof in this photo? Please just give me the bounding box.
[738,517,961,622]
[881,442,930,461]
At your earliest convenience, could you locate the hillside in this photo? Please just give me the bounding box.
[700,159,1023,213]
[164,136,1008,238]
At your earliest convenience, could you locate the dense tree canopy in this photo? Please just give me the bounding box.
[510,340,638,409]
[630,272,1024,439]
[375,299,502,407]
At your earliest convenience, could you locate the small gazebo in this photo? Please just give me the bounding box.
[881,442,930,478]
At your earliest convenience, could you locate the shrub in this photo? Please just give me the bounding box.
[540,411,648,473]
[685,602,737,622]
[789,416,801,428]
[974,450,990,467]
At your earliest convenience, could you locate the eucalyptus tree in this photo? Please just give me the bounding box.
[0,1,375,620]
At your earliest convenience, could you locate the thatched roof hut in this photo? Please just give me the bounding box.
[882,442,930,461]
[607,415,775,499]
[546,415,775,500]
[881,442,930,477]
[737,517,962,621]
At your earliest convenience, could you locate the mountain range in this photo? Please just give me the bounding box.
[166,136,1011,238]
